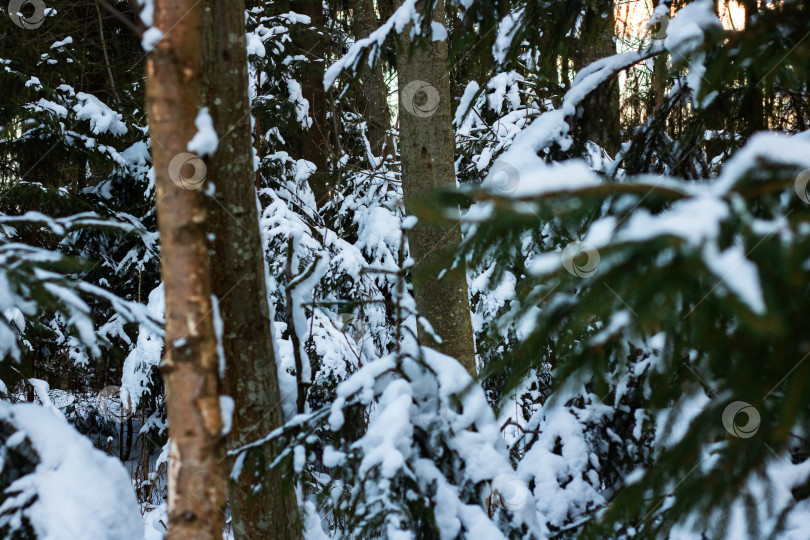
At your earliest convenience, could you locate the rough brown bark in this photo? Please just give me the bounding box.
[201,1,301,538]
[741,0,765,134]
[649,0,669,115]
[396,0,477,375]
[354,0,392,156]
[144,1,227,539]
[574,0,621,155]
[292,0,331,207]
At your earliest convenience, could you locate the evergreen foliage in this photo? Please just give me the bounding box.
[0,0,809,538]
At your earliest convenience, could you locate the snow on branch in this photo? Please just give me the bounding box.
[324,0,437,90]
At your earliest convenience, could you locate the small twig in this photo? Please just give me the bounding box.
[100,0,140,35]
[95,0,122,103]
[285,235,306,415]
[394,228,407,362]
[287,250,325,289]
[300,299,386,307]
[500,417,541,435]
[285,235,325,414]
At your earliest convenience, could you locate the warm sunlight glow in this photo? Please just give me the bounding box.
[617,0,747,46]
[719,0,747,30]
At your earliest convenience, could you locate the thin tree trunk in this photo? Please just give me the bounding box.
[396,0,477,375]
[144,1,227,538]
[202,1,301,538]
[741,0,764,134]
[574,0,621,155]
[649,0,669,117]
[292,0,331,207]
[354,0,392,156]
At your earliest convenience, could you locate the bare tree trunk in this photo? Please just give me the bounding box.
[574,0,621,155]
[649,0,669,117]
[396,0,477,375]
[201,1,301,538]
[292,0,331,207]
[144,1,227,539]
[741,0,764,134]
[354,0,392,156]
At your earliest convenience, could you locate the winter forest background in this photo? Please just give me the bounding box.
[1,0,809,538]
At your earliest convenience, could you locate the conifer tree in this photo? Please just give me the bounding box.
[3,1,810,538]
